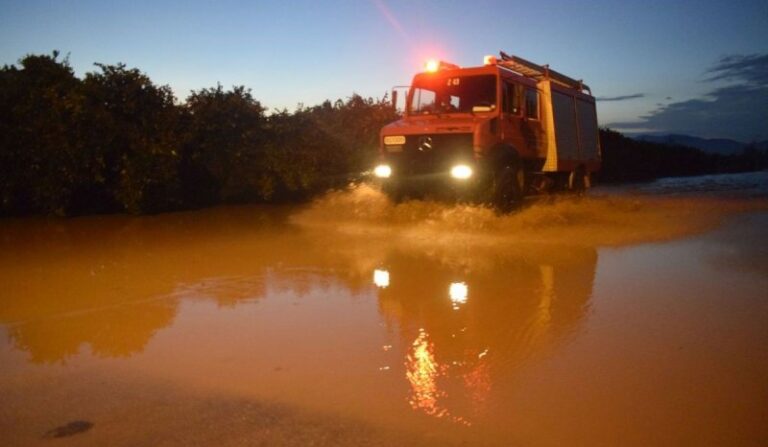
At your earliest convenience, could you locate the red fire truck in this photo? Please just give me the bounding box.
[375,51,600,210]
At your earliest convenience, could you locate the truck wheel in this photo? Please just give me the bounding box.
[492,161,526,212]
[568,168,589,194]
[382,182,405,203]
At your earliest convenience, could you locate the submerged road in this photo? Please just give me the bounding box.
[1,172,767,446]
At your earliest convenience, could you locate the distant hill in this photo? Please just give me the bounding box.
[629,134,768,155]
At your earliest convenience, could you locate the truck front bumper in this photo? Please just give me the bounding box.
[372,160,488,200]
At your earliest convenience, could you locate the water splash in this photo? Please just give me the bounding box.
[293,182,768,248]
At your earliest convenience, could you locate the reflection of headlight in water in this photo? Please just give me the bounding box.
[405,329,472,426]
[449,282,468,309]
[373,269,390,288]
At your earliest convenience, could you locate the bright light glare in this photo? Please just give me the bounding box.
[449,282,468,309]
[374,164,392,178]
[483,55,497,65]
[373,269,390,288]
[450,164,473,179]
[425,59,439,73]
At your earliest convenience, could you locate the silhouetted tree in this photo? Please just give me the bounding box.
[78,63,180,214]
[257,94,399,200]
[180,84,266,206]
[0,52,82,215]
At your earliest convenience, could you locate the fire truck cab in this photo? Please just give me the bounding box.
[376,52,600,210]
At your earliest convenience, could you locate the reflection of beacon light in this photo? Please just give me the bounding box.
[449,282,468,309]
[450,164,473,180]
[373,164,392,178]
[373,269,390,288]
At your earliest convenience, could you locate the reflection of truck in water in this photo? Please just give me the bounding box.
[372,246,597,425]
[375,52,601,210]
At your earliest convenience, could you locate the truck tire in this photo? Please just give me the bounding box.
[492,160,526,212]
[382,182,405,203]
[568,168,589,194]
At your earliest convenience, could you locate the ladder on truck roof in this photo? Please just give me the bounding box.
[498,51,591,95]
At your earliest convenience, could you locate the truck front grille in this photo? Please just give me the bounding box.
[391,133,473,175]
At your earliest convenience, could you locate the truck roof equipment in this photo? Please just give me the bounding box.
[497,51,591,95]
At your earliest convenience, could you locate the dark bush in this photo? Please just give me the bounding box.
[0,52,82,215]
[78,63,181,214]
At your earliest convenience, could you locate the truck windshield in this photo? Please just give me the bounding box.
[409,74,496,115]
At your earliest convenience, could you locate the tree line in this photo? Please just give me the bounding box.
[1,52,765,216]
[0,52,397,216]
[598,128,767,183]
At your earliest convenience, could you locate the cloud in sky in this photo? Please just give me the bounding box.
[705,53,768,85]
[596,93,645,102]
[607,54,768,142]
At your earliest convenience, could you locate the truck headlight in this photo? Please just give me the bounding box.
[374,164,392,178]
[450,164,473,179]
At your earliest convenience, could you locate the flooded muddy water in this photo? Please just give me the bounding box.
[1,172,768,446]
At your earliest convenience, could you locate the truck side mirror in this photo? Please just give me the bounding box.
[392,90,398,109]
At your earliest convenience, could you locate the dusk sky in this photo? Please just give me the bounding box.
[1,0,766,141]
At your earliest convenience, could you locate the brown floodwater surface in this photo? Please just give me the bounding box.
[1,179,767,446]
